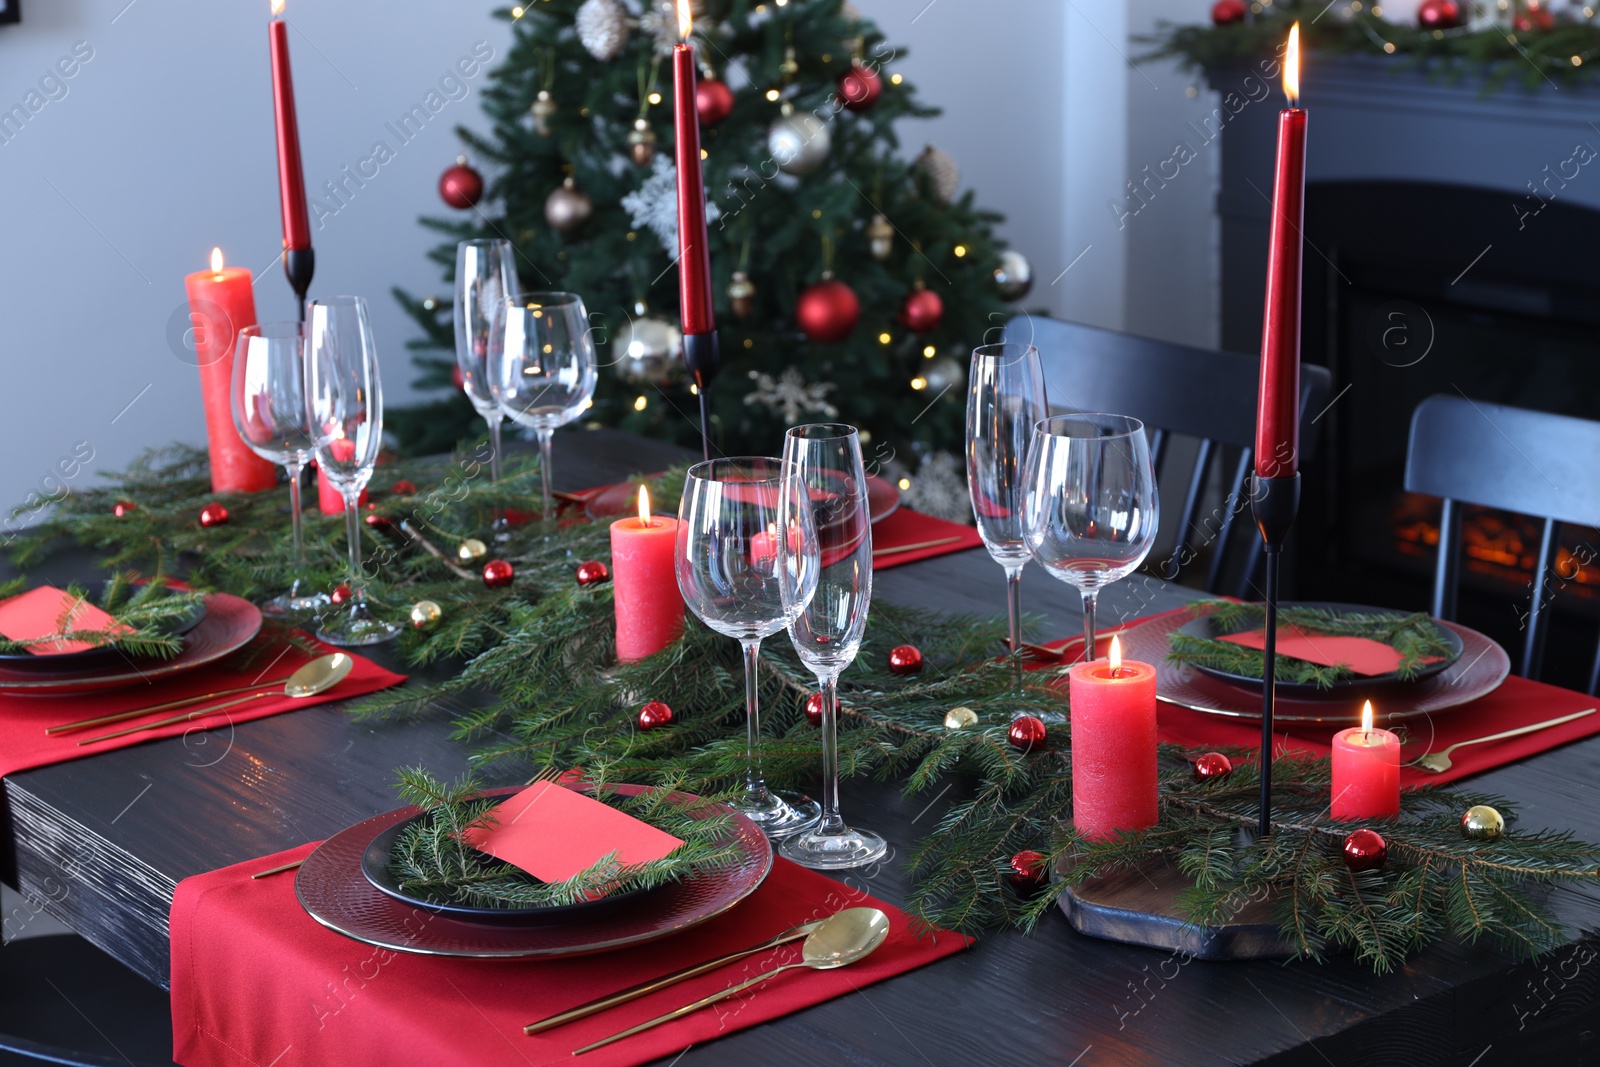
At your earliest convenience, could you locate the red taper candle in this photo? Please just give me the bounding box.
[269,2,311,253]
[1255,23,1306,479]
[672,0,714,336]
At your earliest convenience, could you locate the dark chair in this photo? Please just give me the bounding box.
[0,933,175,1066]
[1004,315,1332,597]
[1405,393,1600,692]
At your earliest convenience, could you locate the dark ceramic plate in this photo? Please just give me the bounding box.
[0,593,207,672]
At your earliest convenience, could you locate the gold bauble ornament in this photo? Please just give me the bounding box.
[1461,804,1506,841]
[409,600,442,629]
[457,537,488,562]
[728,271,756,318]
[544,176,594,235]
[944,706,979,730]
[530,90,557,136]
[628,117,657,166]
[866,213,893,260]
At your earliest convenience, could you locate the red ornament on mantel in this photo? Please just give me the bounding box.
[804,692,825,727]
[1007,714,1048,752]
[330,583,354,606]
[888,644,924,675]
[1211,0,1248,24]
[439,158,484,209]
[796,278,860,344]
[198,502,229,528]
[1193,751,1234,782]
[113,501,137,518]
[837,63,882,111]
[1342,828,1388,872]
[696,78,735,126]
[1008,849,1048,890]
[1417,0,1463,29]
[637,700,675,731]
[482,559,516,589]
[899,287,944,334]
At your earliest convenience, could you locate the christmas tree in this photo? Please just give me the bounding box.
[390,0,1031,503]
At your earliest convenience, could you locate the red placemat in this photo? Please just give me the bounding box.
[871,508,984,571]
[171,848,970,1067]
[1036,609,1600,787]
[0,636,405,780]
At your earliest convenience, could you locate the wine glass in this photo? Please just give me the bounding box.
[232,323,330,618]
[777,423,888,869]
[489,292,598,521]
[967,342,1048,689]
[676,457,821,839]
[304,296,402,646]
[455,239,518,532]
[1022,414,1159,662]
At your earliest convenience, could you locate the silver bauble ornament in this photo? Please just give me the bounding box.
[994,249,1033,301]
[768,107,831,176]
[545,176,594,235]
[529,90,557,136]
[914,144,960,205]
[575,0,629,61]
[922,356,964,394]
[867,213,893,260]
[612,315,683,386]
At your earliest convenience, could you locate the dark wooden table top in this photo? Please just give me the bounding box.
[5,428,1600,1067]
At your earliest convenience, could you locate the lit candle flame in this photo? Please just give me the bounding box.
[677,0,692,40]
[1109,634,1122,676]
[271,0,284,16]
[210,247,225,274]
[1284,22,1300,105]
[1360,699,1374,737]
[638,485,653,526]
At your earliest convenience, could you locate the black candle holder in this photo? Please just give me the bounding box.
[1250,471,1300,838]
[284,247,315,323]
[683,331,720,462]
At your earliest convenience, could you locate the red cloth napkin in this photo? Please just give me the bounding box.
[170,849,970,1067]
[0,637,405,780]
[871,508,984,571]
[1038,609,1600,787]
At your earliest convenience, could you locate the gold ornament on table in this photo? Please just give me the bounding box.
[728,271,756,318]
[628,117,657,166]
[1461,804,1506,841]
[867,213,893,260]
[409,600,443,629]
[914,144,960,205]
[530,90,558,136]
[457,538,488,562]
[944,706,979,730]
[545,175,594,235]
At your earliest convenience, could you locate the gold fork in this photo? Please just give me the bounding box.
[1409,708,1595,774]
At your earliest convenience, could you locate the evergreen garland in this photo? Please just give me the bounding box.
[0,575,206,660]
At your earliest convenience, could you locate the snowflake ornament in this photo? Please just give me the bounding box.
[622,156,722,255]
[902,451,971,524]
[743,367,838,424]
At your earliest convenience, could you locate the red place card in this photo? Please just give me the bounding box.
[1220,624,1434,677]
[462,781,683,883]
[0,586,130,655]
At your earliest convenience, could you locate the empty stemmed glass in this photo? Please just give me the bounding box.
[676,457,821,839]
[304,296,402,646]
[232,323,330,618]
[777,424,888,869]
[1022,414,1159,661]
[455,239,518,533]
[489,292,597,521]
[967,342,1048,689]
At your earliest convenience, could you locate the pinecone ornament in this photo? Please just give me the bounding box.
[915,144,960,205]
[576,0,629,61]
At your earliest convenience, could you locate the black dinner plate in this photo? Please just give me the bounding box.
[0,594,208,673]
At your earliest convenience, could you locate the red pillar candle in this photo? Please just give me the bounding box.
[1255,22,1306,479]
[672,0,714,337]
[1065,636,1159,841]
[183,249,279,494]
[269,1,311,254]
[610,487,684,661]
[1331,700,1401,820]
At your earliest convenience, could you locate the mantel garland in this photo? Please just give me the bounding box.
[11,443,1600,971]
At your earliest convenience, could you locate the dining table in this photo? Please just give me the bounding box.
[3,426,1599,1067]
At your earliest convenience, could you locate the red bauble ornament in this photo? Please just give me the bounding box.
[439,160,484,209]
[330,583,354,606]
[1009,849,1048,890]
[1417,0,1463,29]
[576,560,611,587]
[696,78,734,126]
[888,644,924,675]
[805,692,825,727]
[1007,714,1048,752]
[113,500,137,518]
[198,502,229,528]
[1513,2,1554,31]
[1211,0,1247,23]
[796,278,860,344]
[899,287,944,334]
[390,480,417,496]
[837,63,882,111]
[1193,752,1234,782]
[482,559,515,589]
[451,365,465,390]
[364,512,395,530]
[1342,828,1388,872]
[637,700,675,731]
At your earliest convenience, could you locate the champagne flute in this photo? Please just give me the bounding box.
[967,342,1047,688]
[1022,414,1159,661]
[676,457,821,839]
[232,323,331,618]
[489,292,598,521]
[304,296,402,646]
[777,424,888,869]
[455,239,517,533]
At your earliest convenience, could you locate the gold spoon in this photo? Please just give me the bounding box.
[572,907,890,1055]
[1409,707,1595,774]
[78,653,354,746]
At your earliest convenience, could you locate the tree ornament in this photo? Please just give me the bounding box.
[778,44,800,81]
[113,500,137,518]
[613,314,683,386]
[364,512,395,531]
[391,480,417,496]
[944,706,978,730]
[914,144,960,205]
[575,0,629,61]
[744,367,839,422]
[439,157,484,210]
[1193,751,1234,782]
[804,692,825,727]
[921,356,964,395]
[628,117,658,167]
[409,600,442,629]
[1342,828,1388,872]
[576,560,611,587]
[837,62,882,111]
[482,559,516,589]
[1461,804,1506,841]
[1514,1,1554,32]
[198,502,229,528]
[767,105,831,176]
[1009,849,1048,890]
[728,271,756,319]
[900,286,944,334]
[457,538,488,562]
[994,249,1033,301]
[1008,714,1048,752]
[1417,0,1463,28]
[1211,0,1248,24]
[451,365,465,390]
[545,176,594,235]
[888,644,924,675]
[637,700,675,730]
[866,213,894,260]
[696,77,735,126]
[529,89,558,135]
[330,583,354,606]
[796,276,860,344]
